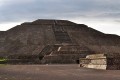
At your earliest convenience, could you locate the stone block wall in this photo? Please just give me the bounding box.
[79,53,120,70]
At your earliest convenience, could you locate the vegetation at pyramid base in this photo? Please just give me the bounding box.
[0,58,7,64]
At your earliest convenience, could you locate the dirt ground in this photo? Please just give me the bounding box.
[0,64,120,80]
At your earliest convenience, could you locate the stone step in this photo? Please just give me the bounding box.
[80,64,107,70]
[80,58,107,65]
[80,64,120,70]
[86,54,106,59]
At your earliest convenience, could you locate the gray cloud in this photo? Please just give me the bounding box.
[0,0,120,23]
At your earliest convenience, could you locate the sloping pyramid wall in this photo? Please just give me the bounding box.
[1,19,120,64]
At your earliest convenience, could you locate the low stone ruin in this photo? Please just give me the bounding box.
[79,53,120,70]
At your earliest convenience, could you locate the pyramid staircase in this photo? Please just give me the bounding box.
[38,20,93,64]
[39,45,93,64]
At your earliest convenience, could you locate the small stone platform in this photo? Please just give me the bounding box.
[79,53,120,70]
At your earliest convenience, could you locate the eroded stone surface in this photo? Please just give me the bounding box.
[80,54,120,70]
[0,19,120,64]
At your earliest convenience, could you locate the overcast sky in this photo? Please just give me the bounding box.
[0,0,120,35]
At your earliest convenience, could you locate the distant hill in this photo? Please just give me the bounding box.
[0,19,120,64]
